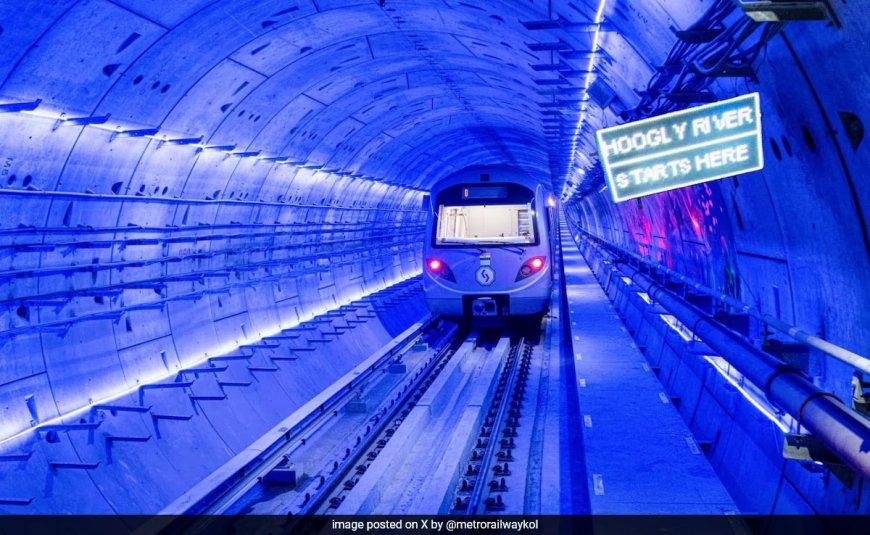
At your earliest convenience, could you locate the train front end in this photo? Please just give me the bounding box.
[423,176,553,323]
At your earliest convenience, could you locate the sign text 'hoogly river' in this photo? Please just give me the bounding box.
[595,93,764,202]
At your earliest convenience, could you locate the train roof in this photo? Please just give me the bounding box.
[429,165,545,194]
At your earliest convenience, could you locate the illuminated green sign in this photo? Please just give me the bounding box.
[595,92,763,203]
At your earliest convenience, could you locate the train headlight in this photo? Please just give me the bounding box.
[516,256,546,281]
[426,258,456,282]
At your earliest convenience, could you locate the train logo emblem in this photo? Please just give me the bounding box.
[476,252,495,285]
[475,266,495,285]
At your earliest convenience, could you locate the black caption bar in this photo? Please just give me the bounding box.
[0,515,867,535]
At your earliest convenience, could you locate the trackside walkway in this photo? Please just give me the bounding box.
[560,223,737,514]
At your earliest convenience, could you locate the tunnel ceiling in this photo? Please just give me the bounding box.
[0,0,708,196]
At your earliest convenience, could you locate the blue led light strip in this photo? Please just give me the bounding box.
[563,0,609,201]
[0,103,424,191]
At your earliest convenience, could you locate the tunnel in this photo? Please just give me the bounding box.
[1,0,869,527]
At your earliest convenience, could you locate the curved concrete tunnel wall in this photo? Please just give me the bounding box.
[559,0,870,514]
[564,4,870,405]
[0,0,867,516]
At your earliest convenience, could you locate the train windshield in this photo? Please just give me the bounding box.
[436,203,536,245]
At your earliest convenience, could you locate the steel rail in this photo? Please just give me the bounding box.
[155,319,440,535]
[465,338,525,514]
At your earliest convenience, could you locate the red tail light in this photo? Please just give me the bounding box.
[426,258,456,282]
[516,256,546,281]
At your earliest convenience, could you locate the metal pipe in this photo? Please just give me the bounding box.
[597,246,870,479]
[577,229,870,375]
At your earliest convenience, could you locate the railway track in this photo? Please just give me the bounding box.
[284,330,539,517]
[453,337,534,514]
[296,328,473,515]
[163,318,462,534]
[169,321,545,533]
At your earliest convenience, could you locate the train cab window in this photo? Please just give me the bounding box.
[433,183,538,246]
[436,204,535,245]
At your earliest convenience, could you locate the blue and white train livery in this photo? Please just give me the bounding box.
[423,166,557,321]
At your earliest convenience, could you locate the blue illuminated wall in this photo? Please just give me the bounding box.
[563,0,870,515]
[0,0,589,514]
[565,1,870,407]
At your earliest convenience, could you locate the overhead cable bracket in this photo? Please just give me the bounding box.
[526,40,573,52]
[112,128,159,140]
[54,114,111,129]
[0,99,42,113]
[670,25,724,43]
[165,136,203,145]
[521,17,602,32]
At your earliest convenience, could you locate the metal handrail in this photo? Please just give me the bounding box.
[572,229,870,480]
[575,228,870,376]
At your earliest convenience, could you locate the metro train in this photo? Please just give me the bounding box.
[422,166,557,323]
